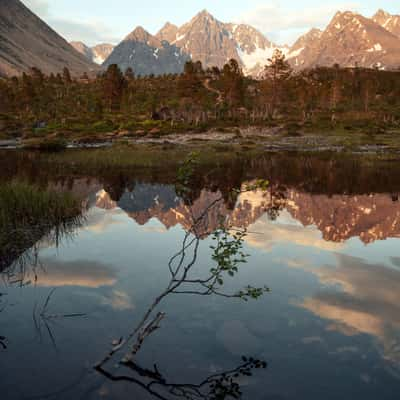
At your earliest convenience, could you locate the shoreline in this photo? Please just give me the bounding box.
[1,126,400,154]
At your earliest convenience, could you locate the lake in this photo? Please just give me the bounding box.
[1,148,400,400]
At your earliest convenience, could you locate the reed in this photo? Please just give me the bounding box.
[0,181,83,271]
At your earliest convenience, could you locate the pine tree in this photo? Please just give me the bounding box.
[102,64,126,111]
[262,49,292,118]
[62,67,72,84]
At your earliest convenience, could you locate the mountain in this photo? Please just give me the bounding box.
[225,23,288,75]
[92,44,115,64]
[287,28,322,68]
[155,10,285,75]
[156,22,179,43]
[290,11,400,70]
[70,42,93,61]
[0,0,98,77]
[71,41,114,65]
[165,10,239,69]
[373,9,400,38]
[103,26,190,75]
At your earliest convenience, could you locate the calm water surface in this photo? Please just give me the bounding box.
[1,150,400,399]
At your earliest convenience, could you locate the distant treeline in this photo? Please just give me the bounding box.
[1,50,400,138]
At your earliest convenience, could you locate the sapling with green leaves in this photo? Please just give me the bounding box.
[96,153,271,391]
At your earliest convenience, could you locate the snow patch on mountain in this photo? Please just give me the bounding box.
[367,43,382,52]
[287,47,304,59]
[237,45,286,74]
[93,55,106,64]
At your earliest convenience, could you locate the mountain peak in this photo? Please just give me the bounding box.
[374,9,391,19]
[156,22,179,43]
[124,26,163,49]
[163,22,177,29]
[328,10,367,31]
[193,9,217,22]
[309,28,323,36]
[125,26,150,41]
[199,9,212,17]
[373,8,400,38]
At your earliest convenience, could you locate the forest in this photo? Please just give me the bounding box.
[0,50,400,142]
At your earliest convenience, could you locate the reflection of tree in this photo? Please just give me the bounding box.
[0,192,85,352]
[32,288,87,350]
[98,356,266,400]
[0,212,84,284]
[0,292,6,350]
[264,184,287,221]
[95,158,270,399]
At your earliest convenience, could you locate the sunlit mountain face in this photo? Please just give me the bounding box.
[2,150,400,399]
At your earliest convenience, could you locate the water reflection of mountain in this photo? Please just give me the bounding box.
[285,190,400,244]
[94,183,400,245]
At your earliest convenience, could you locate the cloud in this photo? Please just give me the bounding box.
[23,0,119,45]
[236,1,361,44]
[23,0,50,16]
[48,18,120,45]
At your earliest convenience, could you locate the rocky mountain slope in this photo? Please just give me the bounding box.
[373,9,400,38]
[155,10,286,75]
[92,43,115,64]
[71,42,114,65]
[0,0,98,77]
[156,22,179,43]
[226,23,288,75]
[288,11,400,70]
[2,2,399,78]
[103,26,189,75]
[286,28,322,68]
[161,10,238,70]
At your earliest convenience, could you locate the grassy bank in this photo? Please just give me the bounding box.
[39,142,262,171]
[0,181,83,270]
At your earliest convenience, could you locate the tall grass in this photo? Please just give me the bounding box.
[0,181,83,271]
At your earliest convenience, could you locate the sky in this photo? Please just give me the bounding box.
[23,0,400,46]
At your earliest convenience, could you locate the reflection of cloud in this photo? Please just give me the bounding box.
[36,258,117,288]
[300,254,400,366]
[85,208,124,234]
[245,213,343,252]
[216,320,261,356]
[101,290,134,310]
[141,226,168,234]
